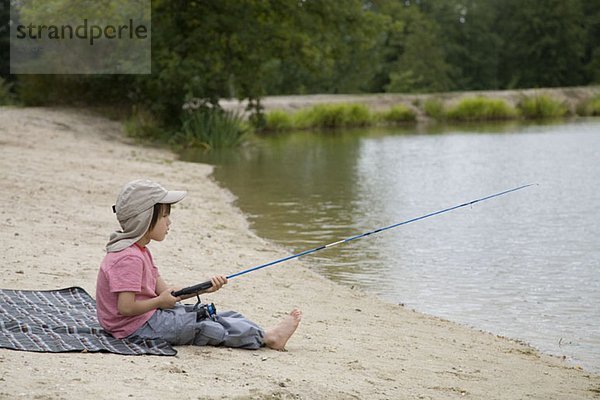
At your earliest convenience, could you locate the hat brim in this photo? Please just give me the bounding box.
[160,190,187,204]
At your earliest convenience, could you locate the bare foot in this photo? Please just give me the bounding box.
[263,309,302,350]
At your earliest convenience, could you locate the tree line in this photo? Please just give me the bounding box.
[1,0,599,127]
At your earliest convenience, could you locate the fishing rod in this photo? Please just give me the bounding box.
[172,184,534,297]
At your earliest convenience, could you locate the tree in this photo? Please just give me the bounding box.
[372,1,453,93]
[142,0,384,122]
[418,0,501,90]
[494,0,586,88]
[582,0,600,83]
[0,0,10,79]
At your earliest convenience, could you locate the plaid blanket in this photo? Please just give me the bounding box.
[0,287,176,356]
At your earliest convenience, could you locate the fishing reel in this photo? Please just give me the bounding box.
[192,294,217,321]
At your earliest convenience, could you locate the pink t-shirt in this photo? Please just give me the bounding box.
[96,244,160,339]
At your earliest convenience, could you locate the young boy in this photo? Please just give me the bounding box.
[96,179,301,350]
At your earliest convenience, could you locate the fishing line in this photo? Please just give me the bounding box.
[173,184,535,297]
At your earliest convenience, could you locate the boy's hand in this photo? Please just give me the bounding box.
[157,288,180,309]
[203,275,228,293]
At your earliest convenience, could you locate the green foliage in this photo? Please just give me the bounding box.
[582,0,600,83]
[518,95,569,119]
[376,104,417,123]
[576,95,600,116]
[418,0,501,90]
[16,75,133,107]
[172,105,247,150]
[3,0,600,138]
[0,0,9,78]
[376,2,453,93]
[423,98,446,120]
[293,104,372,129]
[446,97,518,121]
[146,0,381,124]
[124,107,166,141]
[494,0,587,88]
[0,77,15,105]
[263,103,422,131]
[264,110,294,132]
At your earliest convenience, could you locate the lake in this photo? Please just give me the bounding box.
[181,118,600,372]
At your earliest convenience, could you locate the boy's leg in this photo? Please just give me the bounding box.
[132,305,301,350]
[192,309,302,350]
[131,305,197,345]
[193,310,264,349]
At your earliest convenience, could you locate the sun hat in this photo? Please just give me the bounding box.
[106,179,187,252]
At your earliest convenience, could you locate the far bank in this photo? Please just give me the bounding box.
[223,86,600,115]
[222,86,600,132]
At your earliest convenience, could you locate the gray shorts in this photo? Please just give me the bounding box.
[130,304,264,349]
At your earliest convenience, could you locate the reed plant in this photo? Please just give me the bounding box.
[423,98,446,120]
[376,104,417,123]
[576,95,600,116]
[124,107,166,140]
[174,107,248,150]
[446,97,517,121]
[518,95,569,119]
[0,78,15,106]
[293,103,372,129]
[264,110,294,131]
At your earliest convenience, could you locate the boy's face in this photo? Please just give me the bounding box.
[148,209,171,242]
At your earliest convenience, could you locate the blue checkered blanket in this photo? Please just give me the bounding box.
[0,287,176,356]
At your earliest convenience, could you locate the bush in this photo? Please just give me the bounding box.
[173,106,248,150]
[264,110,294,131]
[376,104,417,123]
[576,95,600,116]
[293,103,372,129]
[0,78,15,106]
[423,98,445,119]
[518,95,569,119]
[124,107,166,141]
[446,97,517,121]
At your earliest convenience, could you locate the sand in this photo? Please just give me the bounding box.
[1,106,599,400]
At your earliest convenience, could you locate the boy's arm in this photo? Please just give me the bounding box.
[155,276,170,295]
[117,290,178,316]
[155,276,197,301]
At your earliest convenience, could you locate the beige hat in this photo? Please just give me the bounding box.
[106,179,187,252]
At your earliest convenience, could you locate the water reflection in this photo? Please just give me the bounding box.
[180,119,600,371]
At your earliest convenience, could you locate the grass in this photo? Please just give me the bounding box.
[576,95,600,116]
[264,110,294,131]
[262,103,419,131]
[423,98,445,120]
[375,104,417,123]
[293,103,373,129]
[0,78,16,106]
[518,95,569,119]
[124,107,166,141]
[446,97,518,121]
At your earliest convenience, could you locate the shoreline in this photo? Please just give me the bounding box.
[1,106,599,399]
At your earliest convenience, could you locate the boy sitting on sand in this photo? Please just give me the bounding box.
[96,179,301,350]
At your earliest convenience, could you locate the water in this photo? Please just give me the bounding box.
[181,119,600,371]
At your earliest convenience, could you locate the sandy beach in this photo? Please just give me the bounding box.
[1,106,599,399]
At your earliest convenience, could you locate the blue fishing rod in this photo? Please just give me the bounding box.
[173,184,534,297]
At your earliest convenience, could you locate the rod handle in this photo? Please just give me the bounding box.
[171,280,213,297]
